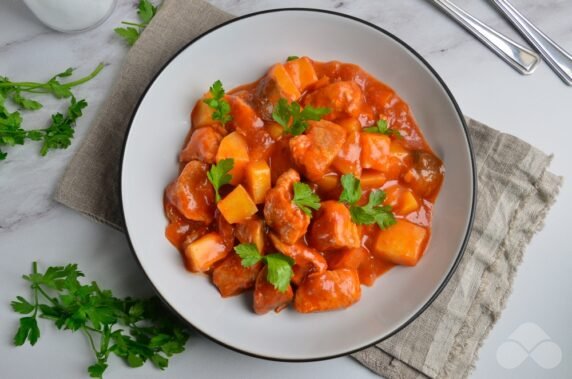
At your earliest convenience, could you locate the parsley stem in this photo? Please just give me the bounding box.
[31,262,39,318]
[61,63,106,88]
[82,327,100,358]
[35,285,59,307]
[121,21,148,28]
[0,63,105,90]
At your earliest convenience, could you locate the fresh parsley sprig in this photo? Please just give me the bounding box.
[271,98,330,136]
[235,244,295,292]
[339,174,396,230]
[115,0,158,46]
[0,64,104,161]
[203,80,232,125]
[11,262,190,378]
[286,56,299,61]
[207,158,234,202]
[292,182,321,217]
[363,119,402,138]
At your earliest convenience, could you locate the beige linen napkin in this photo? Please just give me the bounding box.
[54,1,562,378]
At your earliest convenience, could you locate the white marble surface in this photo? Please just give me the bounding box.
[0,0,571,378]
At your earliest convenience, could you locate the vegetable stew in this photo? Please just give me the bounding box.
[163,57,444,314]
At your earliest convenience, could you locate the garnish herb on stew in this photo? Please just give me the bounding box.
[286,56,299,61]
[271,98,330,136]
[164,57,444,314]
[339,173,396,230]
[11,262,189,378]
[203,80,232,125]
[0,64,105,161]
[363,119,402,138]
[292,182,321,216]
[235,243,295,292]
[207,158,234,202]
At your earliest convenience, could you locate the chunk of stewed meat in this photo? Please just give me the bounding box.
[253,267,294,314]
[269,233,327,285]
[289,120,346,181]
[263,170,310,244]
[212,253,261,297]
[179,126,224,164]
[168,160,215,223]
[294,269,361,313]
[309,201,360,251]
[303,81,366,120]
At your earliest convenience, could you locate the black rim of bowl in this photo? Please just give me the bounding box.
[119,7,477,362]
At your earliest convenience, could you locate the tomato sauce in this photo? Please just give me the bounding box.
[163,57,444,314]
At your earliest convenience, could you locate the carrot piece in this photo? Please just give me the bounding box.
[216,131,250,185]
[360,170,386,189]
[314,173,339,193]
[244,160,271,204]
[217,185,258,224]
[372,219,427,266]
[284,57,318,91]
[183,232,229,272]
[336,117,362,133]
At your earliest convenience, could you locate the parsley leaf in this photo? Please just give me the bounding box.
[12,262,190,378]
[235,243,262,267]
[349,190,396,229]
[271,98,330,136]
[203,80,232,125]
[38,97,87,156]
[339,173,396,229]
[287,56,299,61]
[114,27,140,46]
[264,254,295,292]
[292,182,321,216]
[0,64,104,161]
[115,0,159,46]
[363,119,402,138]
[11,92,42,110]
[137,0,157,24]
[207,158,234,202]
[235,244,295,292]
[339,174,362,205]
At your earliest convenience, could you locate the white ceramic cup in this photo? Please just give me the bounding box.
[23,0,117,33]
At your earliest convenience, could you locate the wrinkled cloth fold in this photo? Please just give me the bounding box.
[54,1,562,378]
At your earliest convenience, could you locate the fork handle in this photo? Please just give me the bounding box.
[432,0,539,75]
[491,0,572,85]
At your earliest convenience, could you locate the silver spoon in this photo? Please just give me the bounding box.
[431,0,540,75]
[490,0,572,85]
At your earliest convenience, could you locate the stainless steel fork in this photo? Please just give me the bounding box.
[490,0,572,85]
[431,0,540,75]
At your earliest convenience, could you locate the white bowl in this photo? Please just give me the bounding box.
[121,9,476,361]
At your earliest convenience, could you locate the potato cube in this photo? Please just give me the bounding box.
[191,95,217,128]
[184,232,229,272]
[373,220,427,266]
[400,191,420,214]
[217,185,258,224]
[268,64,301,101]
[284,57,318,91]
[360,132,391,172]
[245,161,271,204]
[216,131,250,185]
